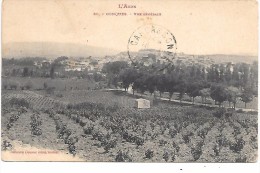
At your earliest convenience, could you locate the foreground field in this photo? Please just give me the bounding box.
[1,90,258,162]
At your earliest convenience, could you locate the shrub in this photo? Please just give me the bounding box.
[2,140,12,150]
[135,137,144,147]
[216,135,229,147]
[68,144,76,156]
[169,128,178,138]
[2,82,8,90]
[46,87,55,95]
[9,82,19,90]
[65,136,78,146]
[225,110,234,118]
[107,103,119,112]
[160,125,167,135]
[182,135,190,144]
[235,156,247,162]
[30,114,42,136]
[9,114,19,123]
[163,151,170,162]
[6,123,13,130]
[83,126,94,135]
[213,107,226,118]
[31,127,42,136]
[9,98,30,108]
[247,111,258,115]
[171,154,176,162]
[182,132,193,144]
[115,150,132,162]
[236,109,244,113]
[79,119,88,127]
[213,145,220,156]
[56,93,63,98]
[185,109,201,117]
[43,82,48,90]
[191,147,202,161]
[229,138,245,153]
[159,139,167,146]
[24,80,33,90]
[103,139,117,153]
[172,141,180,153]
[197,128,210,139]
[233,126,241,136]
[173,123,182,133]
[145,149,154,159]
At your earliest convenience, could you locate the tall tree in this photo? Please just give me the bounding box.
[210,84,228,107]
[156,74,167,97]
[175,78,187,103]
[226,86,240,109]
[22,67,29,77]
[186,82,202,103]
[241,86,254,108]
[119,68,138,93]
[165,72,178,101]
[199,88,210,105]
[50,66,55,79]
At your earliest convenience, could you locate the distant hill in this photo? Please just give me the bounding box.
[2,42,119,59]
[103,50,258,66]
[204,54,258,64]
[2,42,257,65]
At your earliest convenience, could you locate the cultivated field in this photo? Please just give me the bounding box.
[1,89,258,162]
[2,77,97,91]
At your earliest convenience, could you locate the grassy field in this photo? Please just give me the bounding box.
[2,77,97,90]
[40,90,139,107]
[1,88,258,162]
[2,77,258,110]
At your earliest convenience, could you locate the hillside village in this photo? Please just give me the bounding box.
[47,50,217,72]
[2,49,257,80]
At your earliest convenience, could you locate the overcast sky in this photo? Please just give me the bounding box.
[2,0,258,55]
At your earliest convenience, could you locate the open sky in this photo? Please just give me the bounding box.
[2,0,258,55]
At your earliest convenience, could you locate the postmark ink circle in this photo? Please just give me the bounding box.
[127,24,177,70]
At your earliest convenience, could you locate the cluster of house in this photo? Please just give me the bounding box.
[33,57,103,72]
[31,51,235,74]
[34,60,52,68]
[107,50,217,67]
[62,59,100,72]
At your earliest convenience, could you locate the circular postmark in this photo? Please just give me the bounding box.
[127,24,177,70]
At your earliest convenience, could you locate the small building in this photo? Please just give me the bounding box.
[135,99,150,109]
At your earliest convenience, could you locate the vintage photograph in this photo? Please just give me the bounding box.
[1,0,258,162]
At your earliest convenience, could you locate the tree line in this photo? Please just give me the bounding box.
[103,60,258,108]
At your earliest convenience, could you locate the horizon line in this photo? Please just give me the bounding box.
[2,41,258,57]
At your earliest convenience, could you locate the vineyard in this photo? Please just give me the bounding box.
[47,90,138,108]
[2,90,66,109]
[1,90,258,162]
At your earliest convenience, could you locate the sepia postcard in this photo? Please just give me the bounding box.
[1,0,258,163]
